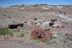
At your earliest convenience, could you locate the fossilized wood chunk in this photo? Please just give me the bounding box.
[31,27,53,42]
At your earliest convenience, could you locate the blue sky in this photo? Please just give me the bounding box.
[0,0,72,7]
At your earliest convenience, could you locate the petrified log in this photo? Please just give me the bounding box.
[31,27,53,42]
[8,23,23,29]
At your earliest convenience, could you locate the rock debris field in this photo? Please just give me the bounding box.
[0,4,72,48]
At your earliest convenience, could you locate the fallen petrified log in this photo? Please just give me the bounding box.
[8,23,23,29]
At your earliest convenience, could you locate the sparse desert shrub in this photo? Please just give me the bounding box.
[3,14,6,16]
[19,32,24,37]
[8,16,11,18]
[51,18,57,22]
[65,33,72,41]
[0,28,13,36]
[34,18,38,20]
[49,22,54,27]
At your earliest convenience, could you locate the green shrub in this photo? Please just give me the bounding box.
[19,32,24,37]
[0,28,13,36]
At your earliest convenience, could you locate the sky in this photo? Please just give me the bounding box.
[0,0,72,7]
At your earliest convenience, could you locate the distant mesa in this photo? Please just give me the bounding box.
[10,4,25,8]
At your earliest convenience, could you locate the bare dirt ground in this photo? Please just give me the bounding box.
[0,40,39,48]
